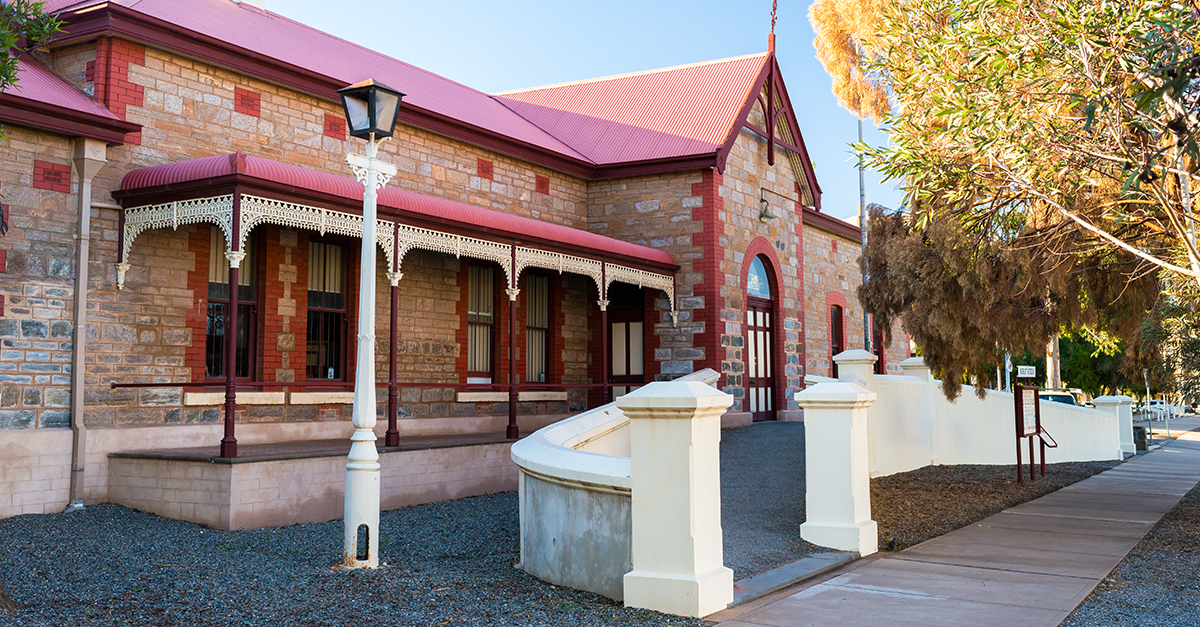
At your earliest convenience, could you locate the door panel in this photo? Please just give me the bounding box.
[746,298,776,421]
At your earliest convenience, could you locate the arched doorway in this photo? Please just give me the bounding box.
[745,255,776,422]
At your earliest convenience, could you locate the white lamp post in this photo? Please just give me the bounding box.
[338,79,403,569]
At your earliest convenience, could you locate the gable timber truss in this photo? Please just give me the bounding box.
[116,193,678,323]
[717,53,824,210]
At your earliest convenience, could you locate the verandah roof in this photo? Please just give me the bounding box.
[115,152,675,270]
[111,153,679,317]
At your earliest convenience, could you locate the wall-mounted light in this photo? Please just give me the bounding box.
[759,197,775,223]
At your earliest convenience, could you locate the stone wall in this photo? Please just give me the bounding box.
[0,126,79,432]
[802,221,908,377]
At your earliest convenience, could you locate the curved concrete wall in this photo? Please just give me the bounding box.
[511,369,719,601]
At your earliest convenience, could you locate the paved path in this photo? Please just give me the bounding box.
[711,430,1200,627]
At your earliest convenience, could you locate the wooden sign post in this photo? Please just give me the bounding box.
[1014,384,1042,483]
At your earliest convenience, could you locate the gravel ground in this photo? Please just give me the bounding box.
[1060,477,1200,626]
[0,496,705,627]
[720,422,828,579]
[871,460,1124,551]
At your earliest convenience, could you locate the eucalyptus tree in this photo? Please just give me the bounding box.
[811,0,1198,396]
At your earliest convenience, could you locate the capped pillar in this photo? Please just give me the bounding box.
[794,380,878,555]
[1093,395,1136,457]
[618,380,734,618]
[834,349,877,388]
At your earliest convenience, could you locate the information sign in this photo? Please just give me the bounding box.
[1017,365,1036,378]
[1021,388,1037,436]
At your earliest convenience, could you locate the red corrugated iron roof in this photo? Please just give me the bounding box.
[47,0,776,171]
[47,0,590,162]
[493,54,769,165]
[8,50,122,121]
[118,153,676,268]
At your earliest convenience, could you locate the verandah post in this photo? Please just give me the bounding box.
[507,244,519,439]
[385,221,401,448]
[219,192,243,459]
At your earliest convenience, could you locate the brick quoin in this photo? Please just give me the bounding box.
[691,168,725,389]
[477,158,493,180]
[33,161,71,193]
[184,227,212,384]
[0,294,4,317]
[90,37,144,144]
[794,182,807,389]
[323,113,346,140]
[234,87,261,117]
[0,248,7,273]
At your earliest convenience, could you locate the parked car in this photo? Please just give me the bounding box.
[1146,400,1186,420]
[1039,390,1077,406]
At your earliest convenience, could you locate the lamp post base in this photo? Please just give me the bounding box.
[343,430,380,569]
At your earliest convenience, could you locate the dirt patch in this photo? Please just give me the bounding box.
[871,460,1123,551]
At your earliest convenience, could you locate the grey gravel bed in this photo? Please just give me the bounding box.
[720,421,828,579]
[1060,480,1200,627]
[0,496,705,627]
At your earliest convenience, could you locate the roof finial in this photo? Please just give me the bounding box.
[769,0,777,53]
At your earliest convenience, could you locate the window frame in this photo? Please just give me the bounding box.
[525,272,551,384]
[305,237,350,383]
[466,263,498,383]
[829,304,844,378]
[204,227,259,382]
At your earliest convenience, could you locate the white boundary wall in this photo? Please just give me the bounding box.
[815,353,1123,479]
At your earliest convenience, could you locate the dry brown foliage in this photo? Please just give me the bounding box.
[860,206,1160,399]
[809,0,891,120]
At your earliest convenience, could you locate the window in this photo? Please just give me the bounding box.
[830,304,844,378]
[467,265,495,383]
[526,274,549,382]
[747,256,771,299]
[307,241,346,380]
[206,227,255,379]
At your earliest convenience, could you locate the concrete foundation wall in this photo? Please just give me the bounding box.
[518,472,631,601]
[107,441,519,530]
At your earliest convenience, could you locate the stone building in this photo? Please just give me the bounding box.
[0,0,904,522]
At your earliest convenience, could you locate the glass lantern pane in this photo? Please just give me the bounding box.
[343,94,370,132]
[373,89,401,133]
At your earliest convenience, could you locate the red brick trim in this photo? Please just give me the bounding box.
[691,168,725,389]
[740,238,787,416]
[33,161,72,193]
[477,158,493,180]
[90,37,144,144]
[535,175,549,195]
[184,227,212,382]
[234,87,261,117]
[0,248,7,273]
[794,182,807,396]
[323,113,345,140]
[0,295,5,317]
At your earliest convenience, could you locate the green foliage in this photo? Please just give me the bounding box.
[1138,267,1200,401]
[1060,331,1136,397]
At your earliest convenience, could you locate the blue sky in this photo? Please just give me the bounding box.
[271,0,902,221]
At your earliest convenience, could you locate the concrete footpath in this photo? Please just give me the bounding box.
[710,429,1200,627]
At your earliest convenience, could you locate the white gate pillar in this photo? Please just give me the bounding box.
[619,380,734,618]
[795,380,878,555]
[1094,395,1135,457]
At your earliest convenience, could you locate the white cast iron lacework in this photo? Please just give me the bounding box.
[393,222,513,288]
[118,194,677,322]
[515,248,604,296]
[239,195,394,264]
[606,265,676,313]
[118,195,235,290]
[119,195,235,266]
